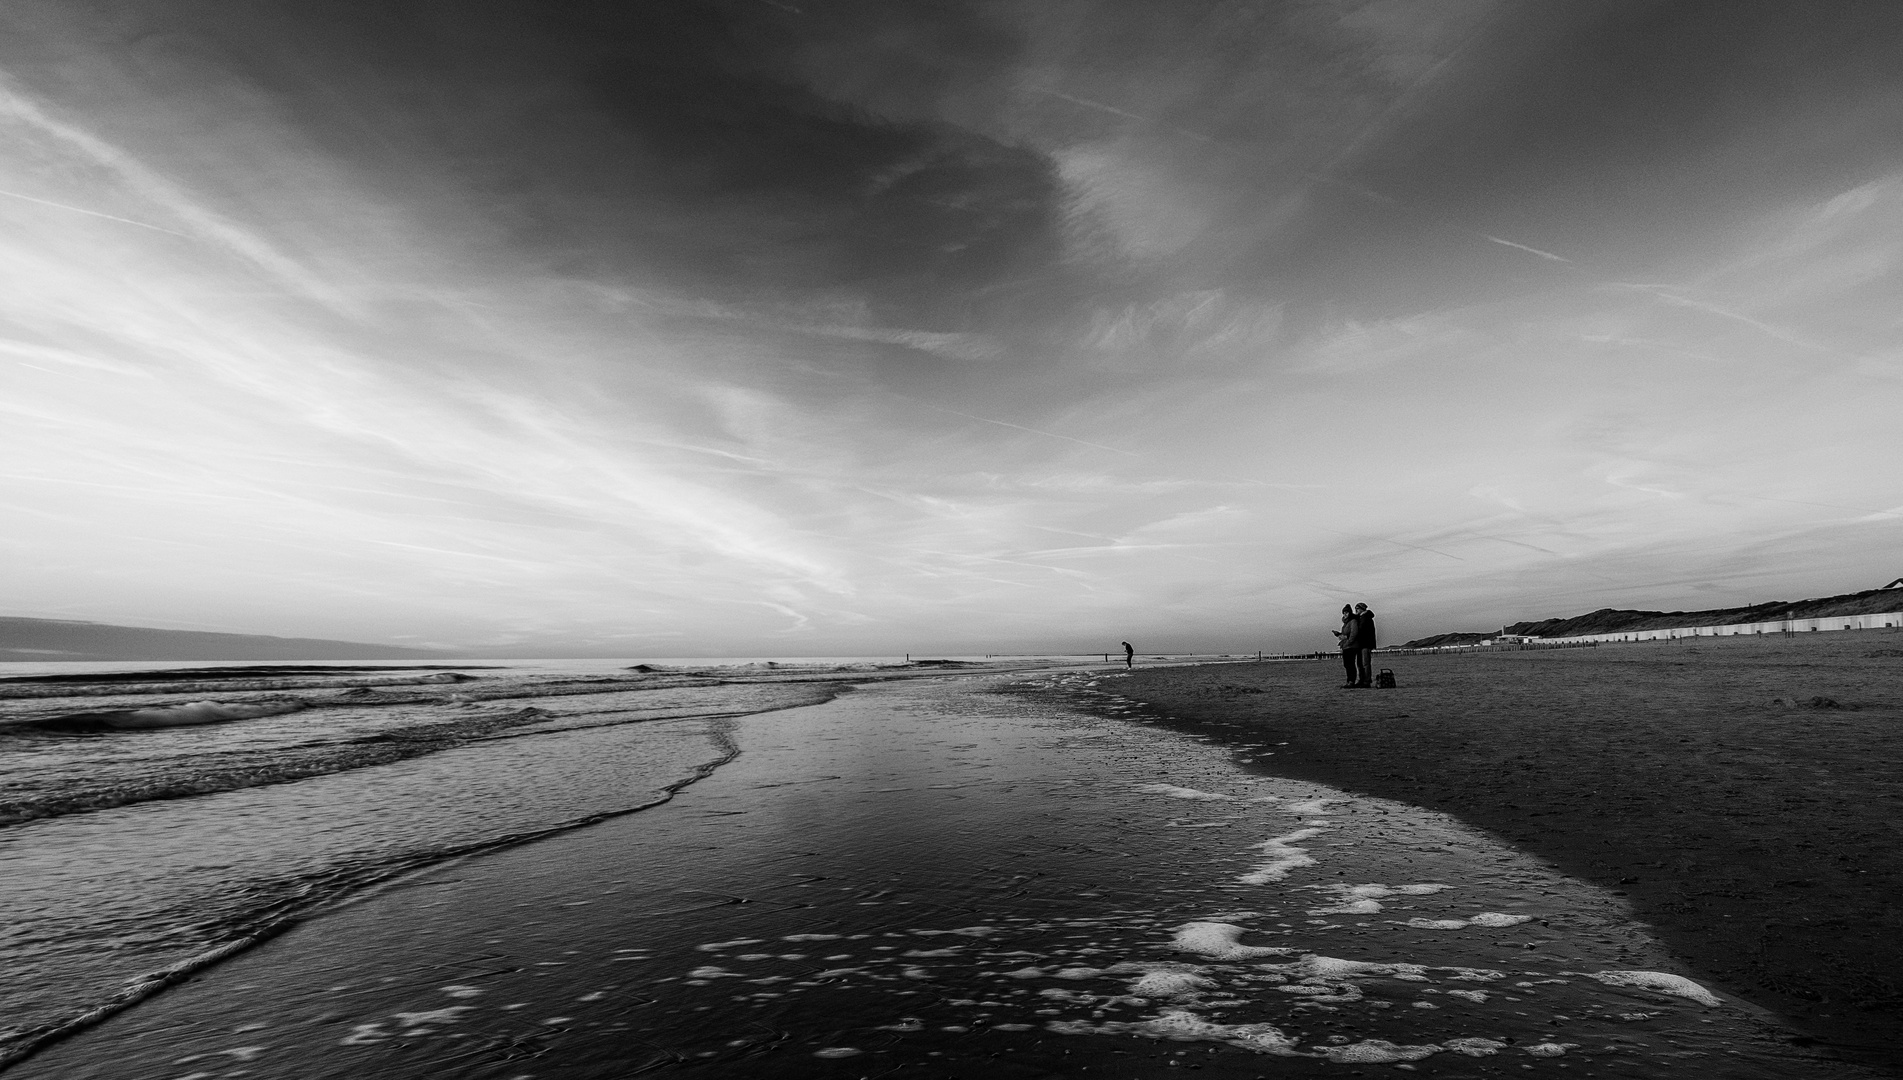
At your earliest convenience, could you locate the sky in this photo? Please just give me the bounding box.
[2,0,1900,657]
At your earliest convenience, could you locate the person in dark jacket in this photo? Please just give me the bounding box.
[1349,603,1377,687]
[1332,605,1357,687]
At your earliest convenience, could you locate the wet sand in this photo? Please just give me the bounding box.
[9,671,1876,1078]
[1110,631,1903,1073]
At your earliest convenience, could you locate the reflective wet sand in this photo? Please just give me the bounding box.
[10,672,1868,1078]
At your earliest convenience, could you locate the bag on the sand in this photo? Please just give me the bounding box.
[1375,668,1396,689]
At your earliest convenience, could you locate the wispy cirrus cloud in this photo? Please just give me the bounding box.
[0,0,1897,654]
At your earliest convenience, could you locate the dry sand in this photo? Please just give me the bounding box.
[1114,630,1903,1073]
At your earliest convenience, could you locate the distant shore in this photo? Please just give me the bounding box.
[1113,631,1903,1074]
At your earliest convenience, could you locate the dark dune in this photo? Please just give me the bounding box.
[1404,585,1903,646]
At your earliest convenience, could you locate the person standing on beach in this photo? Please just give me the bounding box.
[1333,605,1357,687]
[1349,603,1378,687]
[1121,641,1134,668]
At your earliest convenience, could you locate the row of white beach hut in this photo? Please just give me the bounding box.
[1494,610,1903,645]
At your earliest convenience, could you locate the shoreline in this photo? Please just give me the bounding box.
[11,671,1868,1079]
[1110,631,1903,1074]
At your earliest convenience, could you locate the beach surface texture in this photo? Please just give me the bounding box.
[1110,631,1903,1072]
[5,661,1887,1078]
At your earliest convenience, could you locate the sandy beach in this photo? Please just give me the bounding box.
[7,665,1884,1079]
[1110,631,1903,1072]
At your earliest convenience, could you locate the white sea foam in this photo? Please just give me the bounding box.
[1169,922,1293,960]
[1583,970,1721,1006]
[1443,1037,1507,1056]
[1047,1009,1302,1055]
[1136,783,1236,801]
[1238,828,1323,884]
[1127,970,1220,1000]
[1318,1039,1442,1064]
[1282,798,1335,815]
[1441,967,1507,981]
[1466,912,1534,927]
[1348,884,1451,897]
[1308,898,1383,915]
[1399,913,1533,930]
[1259,955,1427,981]
[1526,1042,1578,1057]
[1306,882,1452,914]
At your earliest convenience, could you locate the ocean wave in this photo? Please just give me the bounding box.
[0,670,484,701]
[0,682,839,828]
[29,699,308,732]
[0,719,745,1072]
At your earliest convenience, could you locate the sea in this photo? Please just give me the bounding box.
[0,657,1864,1078]
[0,655,1139,1068]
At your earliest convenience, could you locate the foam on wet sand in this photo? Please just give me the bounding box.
[3,668,1805,1079]
[1583,970,1723,1007]
[1137,783,1237,801]
[1237,827,1322,884]
[1168,922,1292,960]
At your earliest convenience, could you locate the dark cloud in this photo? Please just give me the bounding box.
[9,0,1067,333]
[471,2,1062,325]
[1351,0,1903,264]
[13,0,1902,353]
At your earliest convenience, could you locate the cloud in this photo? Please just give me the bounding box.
[0,74,360,315]
[1,1,1898,654]
[1467,485,1525,512]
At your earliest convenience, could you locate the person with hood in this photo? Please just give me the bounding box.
[1348,603,1378,687]
[1332,604,1357,687]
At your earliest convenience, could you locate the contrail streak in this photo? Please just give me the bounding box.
[930,406,1141,457]
[1610,284,1833,353]
[0,187,190,237]
[1317,528,1465,561]
[1484,235,1570,262]
[1030,86,1149,123]
[1030,86,1219,144]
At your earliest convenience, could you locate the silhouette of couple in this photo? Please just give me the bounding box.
[1333,603,1377,688]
